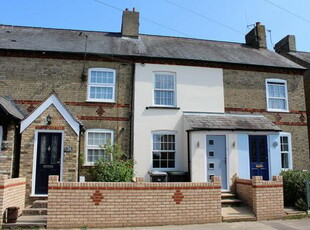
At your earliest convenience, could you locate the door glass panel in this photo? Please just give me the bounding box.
[51,135,59,164]
[209,163,215,169]
[250,139,257,163]
[209,140,214,145]
[259,138,265,162]
[209,151,214,157]
[39,135,48,164]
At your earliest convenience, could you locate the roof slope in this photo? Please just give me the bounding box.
[288,51,310,64]
[0,25,303,69]
[184,113,281,132]
[0,96,24,119]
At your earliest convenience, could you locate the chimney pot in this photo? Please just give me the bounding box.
[256,22,261,26]
[125,8,129,11]
[133,7,136,12]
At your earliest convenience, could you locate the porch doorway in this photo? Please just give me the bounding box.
[206,135,227,189]
[34,132,62,195]
[249,135,269,180]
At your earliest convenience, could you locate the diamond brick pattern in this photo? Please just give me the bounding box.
[172,189,184,204]
[90,190,104,205]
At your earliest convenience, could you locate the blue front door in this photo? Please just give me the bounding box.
[206,135,227,189]
[249,135,269,180]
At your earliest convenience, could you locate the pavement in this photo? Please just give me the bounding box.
[100,219,310,230]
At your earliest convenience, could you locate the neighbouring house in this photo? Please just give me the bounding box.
[0,8,308,206]
[0,18,135,203]
[275,35,310,152]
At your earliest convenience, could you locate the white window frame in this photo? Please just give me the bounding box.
[87,68,116,103]
[0,126,2,155]
[84,129,114,166]
[151,131,177,170]
[265,79,289,112]
[280,132,292,170]
[153,72,176,107]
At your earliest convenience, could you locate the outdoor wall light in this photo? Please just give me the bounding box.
[46,114,52,125]
[273,141,278,148]
[197,141,200,148]
[232,141,236,148]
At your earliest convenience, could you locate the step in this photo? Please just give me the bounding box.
[2,215,46,229]
[32,200,48,209]
[22,208,47,216]
[221,192,236,199]
[222,206,256,222]
[221,198,242,207]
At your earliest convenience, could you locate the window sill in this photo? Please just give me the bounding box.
[146,106,180,110]
[267,108,289,113]
[86,99,116,103]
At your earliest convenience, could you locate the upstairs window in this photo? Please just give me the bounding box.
[87,68,116,102]
[153,72,176,107]
[152,132,176,169]
[266,79,288,112]
[280,133,292,170]
[85,129,114,165]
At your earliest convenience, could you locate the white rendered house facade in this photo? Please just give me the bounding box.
[133,63,291,189]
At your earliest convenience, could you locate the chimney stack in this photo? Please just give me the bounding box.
[274,35,296,53]
[121,8,139,38]
[245,22,267,49]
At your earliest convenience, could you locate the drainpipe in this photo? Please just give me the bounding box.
[77,125,82,182]
[187,130,191,182]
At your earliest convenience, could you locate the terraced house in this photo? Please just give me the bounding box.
[0,9,309,207]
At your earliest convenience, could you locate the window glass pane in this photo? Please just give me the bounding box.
[154,90,174,106]
[281,152,289,168]
[90,71,114,84]
[269,99,286,110]
[89,86,113,100]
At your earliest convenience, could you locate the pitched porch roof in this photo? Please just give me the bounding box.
[184,113,281,132]
[0,96,24,120]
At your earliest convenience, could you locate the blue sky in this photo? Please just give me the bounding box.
[1,0,310,51]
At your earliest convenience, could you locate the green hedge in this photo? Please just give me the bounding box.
[281,170,310,210]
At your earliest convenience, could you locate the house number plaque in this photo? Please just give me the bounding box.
[255,164,263,168]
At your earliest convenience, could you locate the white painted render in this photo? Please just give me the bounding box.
[134,63,224,180]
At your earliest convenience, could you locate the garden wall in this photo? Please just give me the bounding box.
[0,176,26,225]
[47,176,222,229]
[236,176,283,220]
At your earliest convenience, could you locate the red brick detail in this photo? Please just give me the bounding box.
[0,182,26,189]
[275,113,282,122]
[14,100,130,108]
[48,186,220,190]
[27,104,35,112]
[90,190,104,205]
[77,116,130,121]
[35,126,65,130]
[300,113,306,123]
[172,189,184,204]
[96,107,105,117]
[274,121,307,126]
[225,107,307,114]
[253,185,283,188]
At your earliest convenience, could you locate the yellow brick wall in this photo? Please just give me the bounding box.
[47,176,222,229]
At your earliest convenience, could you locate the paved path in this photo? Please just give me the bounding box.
[99,219,310,230]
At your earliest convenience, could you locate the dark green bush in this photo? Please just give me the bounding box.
[280,170,310,210]
[90,142,134,182]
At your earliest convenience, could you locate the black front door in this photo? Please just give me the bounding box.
[35,132,62,195]
[249,135,269,180]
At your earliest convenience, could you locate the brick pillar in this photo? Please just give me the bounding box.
[252,176,284,220]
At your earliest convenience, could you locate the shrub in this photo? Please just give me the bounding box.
[90,142,134,182]
[281,170,310,210]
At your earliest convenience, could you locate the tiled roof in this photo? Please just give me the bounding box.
[0,25,304,69]
[184,113,281,132]
[0,96,24,119]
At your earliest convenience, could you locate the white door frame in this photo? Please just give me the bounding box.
[31,129,64,196]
